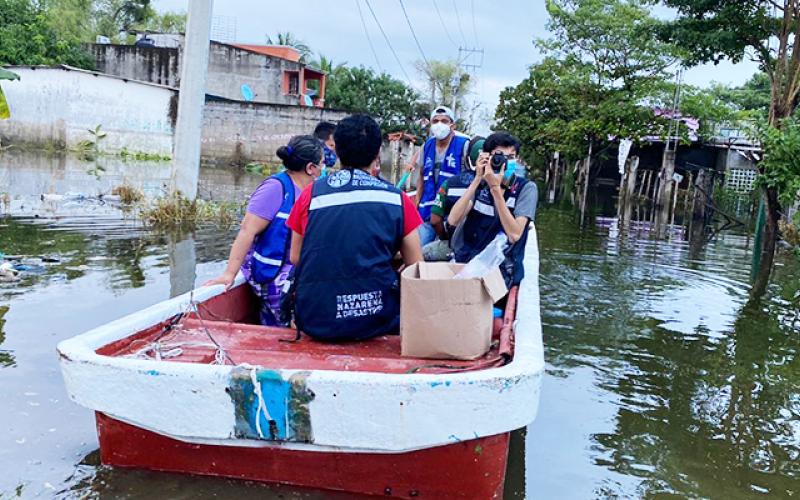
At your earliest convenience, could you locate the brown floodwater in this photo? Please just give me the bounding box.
[1,151,798,499]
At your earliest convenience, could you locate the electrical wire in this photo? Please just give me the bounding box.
[364,0,412,81]
[452,0,469,46]
[432,0,460,49]
[470,0,480,46]
[399,0,431,69]
[355,0,384,72]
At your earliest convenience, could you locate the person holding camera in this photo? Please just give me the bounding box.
[422,135,485,261]
[447,132,537,287]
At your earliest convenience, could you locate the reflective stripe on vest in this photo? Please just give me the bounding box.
[309,190,401,210]
[418,135,468,221]
[249,171,295,284]
[455,176,531,286]
[295,169,405,341]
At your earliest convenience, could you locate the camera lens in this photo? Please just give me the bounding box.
[490,152,507,172]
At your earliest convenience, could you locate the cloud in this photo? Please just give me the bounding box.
[154,0,759,129]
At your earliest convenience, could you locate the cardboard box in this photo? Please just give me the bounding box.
[400,262,508,360]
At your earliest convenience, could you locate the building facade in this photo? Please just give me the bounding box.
[90,39,326,107]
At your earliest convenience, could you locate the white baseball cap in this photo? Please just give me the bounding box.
[430,105,455,122]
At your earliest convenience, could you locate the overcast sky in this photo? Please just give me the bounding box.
[154,0,759,131]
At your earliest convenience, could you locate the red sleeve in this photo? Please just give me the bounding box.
[401,192,423,236]
[287,184,313,235]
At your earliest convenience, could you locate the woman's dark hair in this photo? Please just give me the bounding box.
[333,114,382,169]
[276,135,323,172]
[313,121,336,142]
[484,132,521,154]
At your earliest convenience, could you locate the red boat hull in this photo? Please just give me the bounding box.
[96,412,510,499]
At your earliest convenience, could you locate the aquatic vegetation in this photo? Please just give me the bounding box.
[118,148,171,162]
[778,220,800,247]
[244,162,282,176]
[72,125,107,162]
[111,185,144,205]
[139,194,244,230]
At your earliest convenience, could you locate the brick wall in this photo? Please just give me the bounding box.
[201,100,347,164]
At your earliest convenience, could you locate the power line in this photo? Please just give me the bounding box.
[399,0,430,69]
[452,0,469,46]
[470,0,480,47]
[432,0,459,49]
[355,0,383,72]
[364,0,412,81]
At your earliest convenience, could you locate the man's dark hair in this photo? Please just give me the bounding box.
[333,114,382,169]
[313,121,336,142]
[484,132,521,154]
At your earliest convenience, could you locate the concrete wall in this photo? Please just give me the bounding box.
[201,100,347,163]
[0,66,348,164]
[0,67,175,155]
[206,43,302,105]
[90,41,303,105]
[91,44,180,87]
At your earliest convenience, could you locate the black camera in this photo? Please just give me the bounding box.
[490,152,507,172]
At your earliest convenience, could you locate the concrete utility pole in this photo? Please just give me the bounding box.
[170,0,214,200]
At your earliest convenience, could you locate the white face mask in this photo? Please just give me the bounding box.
[431,122,451,140]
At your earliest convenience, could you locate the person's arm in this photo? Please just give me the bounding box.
[205,213,269,289]
[285,184,313,266]
[484,167,527,243]
[400,230,423,265]
[489,187,528,243]
[447,153,486,227]
[289,231,303,265]
[430,182,449,238]
[414,164,423,207]
[431,213,446,238]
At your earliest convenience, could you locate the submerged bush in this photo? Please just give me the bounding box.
[139,194,244,230]
[111,185,144,205]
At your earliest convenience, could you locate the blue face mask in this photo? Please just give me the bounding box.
[320,164,328,179]
[504,159,517,180]
[323,145,338,168]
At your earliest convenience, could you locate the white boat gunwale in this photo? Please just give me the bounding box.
[57,226,545,453]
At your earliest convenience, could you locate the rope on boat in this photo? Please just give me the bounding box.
[123,341,221,361]
[123,290,236,365]
[187,286,236,365]
[249,365,278,440]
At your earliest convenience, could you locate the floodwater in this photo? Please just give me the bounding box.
[1,151,798,499]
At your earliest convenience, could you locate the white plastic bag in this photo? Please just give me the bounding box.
[453,233,508,279]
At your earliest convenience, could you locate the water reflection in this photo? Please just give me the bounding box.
[0,304,13,367]
[2,151,799,499]
[528,208,800,499]
[167,233,197,298]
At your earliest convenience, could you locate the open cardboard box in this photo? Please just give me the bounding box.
[400,262,508,360]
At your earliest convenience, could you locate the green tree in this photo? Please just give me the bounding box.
[659,0,800,296]
[312,54,347,75]
[92,0,154,36]
[326,66,426,135]
[496,0,680,167]
[710,72,771,118]
[141,10,185,33]
[415,59,472,114]
[0,0,93,68]
[265,31,311,63]
[496,57,597,166]
[43,0,93,44]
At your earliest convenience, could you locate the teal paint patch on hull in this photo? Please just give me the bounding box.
[228,367,314,442]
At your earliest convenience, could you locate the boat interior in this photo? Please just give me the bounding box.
[96,285,519,374]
